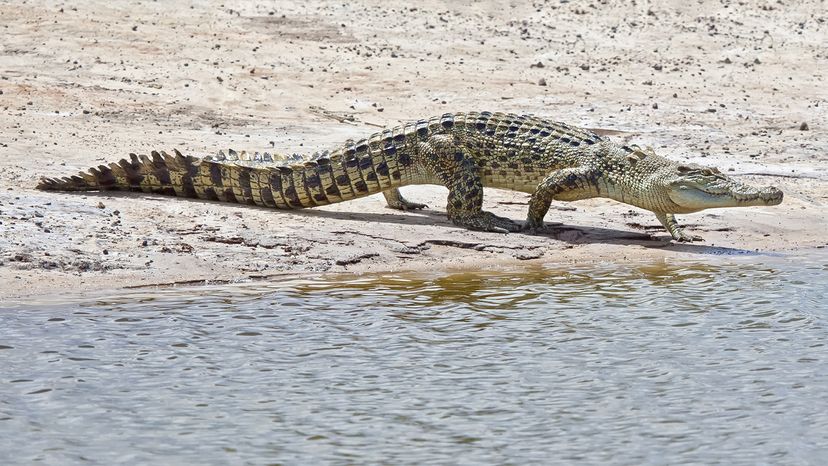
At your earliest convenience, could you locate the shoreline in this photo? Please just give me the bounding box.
[1,0,826,303]
[5,243,825,307]
[2,180,823,304]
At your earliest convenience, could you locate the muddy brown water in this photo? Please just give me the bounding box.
[1,252,827,465]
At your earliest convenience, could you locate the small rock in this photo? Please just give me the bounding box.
[580,64,590,71]
[652,103,658,109]
[653,64,663,71]
[799,122,809,131]
[530,61,545,68]
[96,201,105,209]
[538,78,547,86]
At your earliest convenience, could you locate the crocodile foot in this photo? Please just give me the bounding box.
[386,199,428,211]
[672,231,704,242]
[383,189,427,211]
[452,211,522,234]
[522,217,545,234]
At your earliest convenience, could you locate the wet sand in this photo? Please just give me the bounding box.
[1,0,825,300]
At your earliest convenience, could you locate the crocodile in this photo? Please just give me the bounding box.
[37,111,783,242]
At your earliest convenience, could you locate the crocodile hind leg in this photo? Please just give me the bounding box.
[524,167,599,232]
[655,213,703,242]
[382,188,427,211]
[420,136,521,233]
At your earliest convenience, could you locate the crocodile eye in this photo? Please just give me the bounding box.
[701,168,714,176]
[677,165,693,174]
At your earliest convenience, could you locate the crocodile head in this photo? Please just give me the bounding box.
[664,164,783,213]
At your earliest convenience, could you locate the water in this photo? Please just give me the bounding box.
[1,253,827,465]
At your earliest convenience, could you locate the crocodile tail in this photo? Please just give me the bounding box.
[38,150,192,195]
[36,149,398,209]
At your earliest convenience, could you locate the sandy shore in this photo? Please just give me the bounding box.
[1,0,826,301]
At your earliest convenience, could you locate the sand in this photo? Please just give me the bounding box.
[1,0,826,301]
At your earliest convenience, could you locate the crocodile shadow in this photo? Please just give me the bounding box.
[58,191,761,256]
[285,205,762,256]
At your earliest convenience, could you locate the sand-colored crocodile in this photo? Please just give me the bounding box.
[37,111,783,241]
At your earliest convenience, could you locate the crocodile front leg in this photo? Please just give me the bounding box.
[421,135,522,233]
[382,188,427,211]
[655,212,703,242]
[524,168,599,232]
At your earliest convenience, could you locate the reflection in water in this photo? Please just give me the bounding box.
[0,255,826,464]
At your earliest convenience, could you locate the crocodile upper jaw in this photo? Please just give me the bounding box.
[669,185,783,211]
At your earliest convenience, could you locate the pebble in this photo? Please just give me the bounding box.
[538,78,547,86]
[799,122,809,131]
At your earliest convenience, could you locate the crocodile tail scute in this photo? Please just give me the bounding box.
[34,149,367,209]
[37,151,179,194]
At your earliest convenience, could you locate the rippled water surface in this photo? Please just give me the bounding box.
[2,253,828,465]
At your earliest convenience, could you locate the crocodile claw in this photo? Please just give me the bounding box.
[452,211,522,234]
[389,201,428,211]
[674,233,705,242]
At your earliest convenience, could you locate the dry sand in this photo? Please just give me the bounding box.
[1,0,826,301]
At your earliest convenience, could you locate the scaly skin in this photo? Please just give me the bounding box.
[37,111,783,241]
